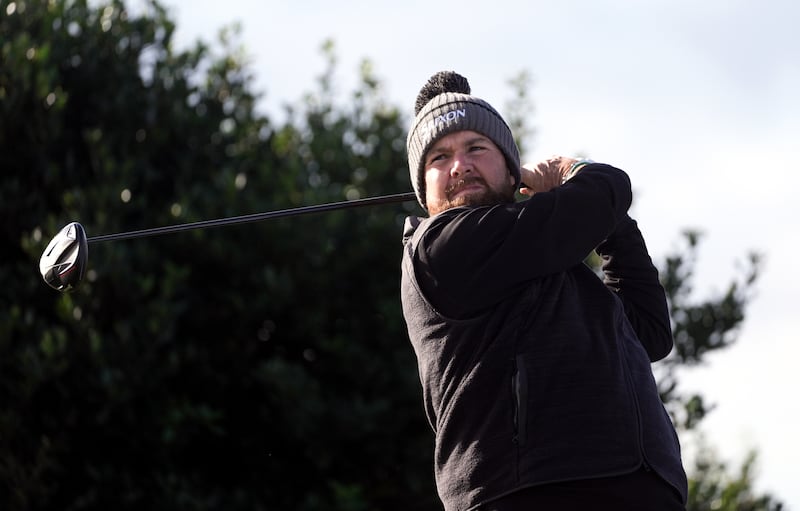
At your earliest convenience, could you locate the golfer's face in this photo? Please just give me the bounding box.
[424,130,515,215]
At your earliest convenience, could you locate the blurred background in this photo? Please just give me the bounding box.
[2,0,797,509]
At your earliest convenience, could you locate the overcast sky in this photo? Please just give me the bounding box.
[154,0,800,506]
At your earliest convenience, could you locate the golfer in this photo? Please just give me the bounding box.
[400,71,688,510]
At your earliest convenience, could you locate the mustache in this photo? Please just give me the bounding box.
[445,176,485,195]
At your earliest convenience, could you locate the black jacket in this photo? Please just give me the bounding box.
[400,164,687,510]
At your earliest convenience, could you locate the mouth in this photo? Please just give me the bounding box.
[446,178,485,199]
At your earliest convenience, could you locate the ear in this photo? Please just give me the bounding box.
[507,169,517,188]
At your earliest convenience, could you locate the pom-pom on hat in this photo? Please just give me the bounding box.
[406,71,521,210]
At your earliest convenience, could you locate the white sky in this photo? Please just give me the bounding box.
[155,0,800,506]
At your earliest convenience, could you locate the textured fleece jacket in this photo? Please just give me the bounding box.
[400,164,688,511]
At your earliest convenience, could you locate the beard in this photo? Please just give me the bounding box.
[427,176,516,215]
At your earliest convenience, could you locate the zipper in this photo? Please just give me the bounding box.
[511,355,528,447]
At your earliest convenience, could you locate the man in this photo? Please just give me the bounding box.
[400,71,688,510]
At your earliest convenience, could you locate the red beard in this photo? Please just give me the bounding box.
[428,177,515,215]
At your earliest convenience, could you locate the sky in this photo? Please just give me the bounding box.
[154,0,800,506]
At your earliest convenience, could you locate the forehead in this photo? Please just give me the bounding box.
[428,130,496,152]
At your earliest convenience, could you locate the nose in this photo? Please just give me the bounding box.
[449,151,473,178]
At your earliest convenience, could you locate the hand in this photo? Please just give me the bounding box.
[519,156,579,196]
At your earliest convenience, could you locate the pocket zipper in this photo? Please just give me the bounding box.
[512,355,528,447]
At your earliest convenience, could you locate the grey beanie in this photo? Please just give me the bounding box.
[406,72,521,209]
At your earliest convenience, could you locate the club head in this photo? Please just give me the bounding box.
[39,222,89,291]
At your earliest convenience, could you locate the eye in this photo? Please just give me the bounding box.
[469,144,487,153]
[427,153,447,165]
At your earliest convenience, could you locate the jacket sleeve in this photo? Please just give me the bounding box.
[412,164,632,318]
[595,215,674,361]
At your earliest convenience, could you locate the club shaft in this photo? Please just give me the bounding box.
[87,192,418,243]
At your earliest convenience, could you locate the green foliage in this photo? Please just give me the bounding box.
[2,1,429,509]
[657,230,763,431]
[0,0,782,510]
[687,439,784,511]
[653,231,776,508]
[504,70,535,157]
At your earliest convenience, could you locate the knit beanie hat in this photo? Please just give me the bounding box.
[406,71,521,209]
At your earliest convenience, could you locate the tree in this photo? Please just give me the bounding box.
[655,233,783,510]
[0,0,783,509]
[658,230,761,429]
[2,1,432,508]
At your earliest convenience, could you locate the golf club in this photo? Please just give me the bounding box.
[39,192,417,291]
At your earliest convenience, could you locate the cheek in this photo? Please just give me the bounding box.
[486,160,515,190]
[496,155,516,188]
[425,169,446,198]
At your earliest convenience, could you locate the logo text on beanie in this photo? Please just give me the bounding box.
[420,108,466,143]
